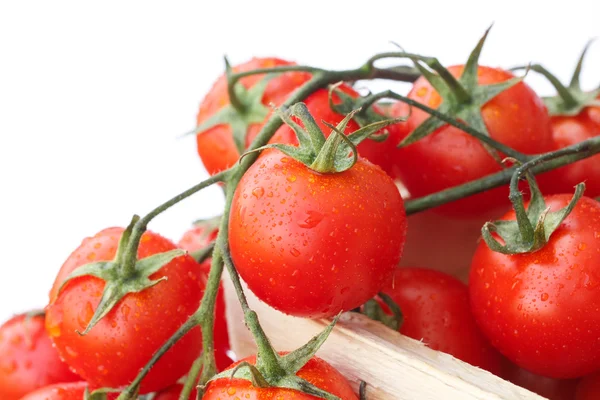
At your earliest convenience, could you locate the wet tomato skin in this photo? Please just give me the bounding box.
[229,149,407,318]
[19,382,89,400]
[392,65,553,216]
[203,354,358,400]
[381,268,503,376]
[196,57,311,175]
[46,228,205,394]
[0,313,80,400]
[469,195,600,378]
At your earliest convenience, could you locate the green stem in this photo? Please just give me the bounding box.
[405,134,600,214]
[120,170,228,276]
[357,90,530,161]
[525,64,578,109]
[189,242,215,264]
[179,353,204,400]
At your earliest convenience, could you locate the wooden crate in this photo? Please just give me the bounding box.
[223,271,546,400]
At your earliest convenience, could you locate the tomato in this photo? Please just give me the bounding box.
[469,195,600,378]
[380,268,503,375]
[273,83,410,179]
[576,370,600,400]
[542,101,600,197]
[391,66,553,216]
[0,313,80,400]
[155,383,197,400]
[45,228,205,393]
[203,354,357,400]
[503,364,578,400]
[178,224,233,370]
[229,149,406,318]
[196,58,311,175]
[19,382,87,400]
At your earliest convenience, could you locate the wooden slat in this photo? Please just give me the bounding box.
[223,271,546,400]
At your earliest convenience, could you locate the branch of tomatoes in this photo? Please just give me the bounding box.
[105,46,600,399]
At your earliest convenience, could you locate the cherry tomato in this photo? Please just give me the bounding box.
[576,370,600,400]
[273,83,410,179]
[155,383,197,400]
[503,364,578,400]
[381,268,503,375]
[469,195,600,378]
[0,313,80,400]
[542,101,600,197]
[229,149,406,318]
[19,382,87,400]
[46,228,205,393]
[178,225,233,370]
[196,58,310,175]
[203,354,357,400]
[391,66,553,216]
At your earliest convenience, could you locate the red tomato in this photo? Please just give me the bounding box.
[196,58,311,175]
[154,383,197,400]
[19,382,87,400]
[469,195,600,378]
[0,313,80,400]
[229,149,406,318]
[46,228,205,393]
[542,101,600,197]
[273,83,410,179]
[503,364,578,400]
[178,225,233,371]
[203,354,357,400]
[381,268,503,375]
[391,66,553,216]
[576,370,600,400]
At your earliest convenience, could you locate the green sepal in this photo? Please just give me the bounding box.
[185,73,276,154]
[400,26,522,164]
[208,315,342,400]
[327,83,398,142]
[58,249,184,336]
[84,387,124,400]
[362,293,403,331]
[252,103,405,174]
[515,40,600,116]
[482,172,586,255]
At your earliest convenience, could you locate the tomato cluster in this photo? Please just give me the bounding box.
[3,34,600,400]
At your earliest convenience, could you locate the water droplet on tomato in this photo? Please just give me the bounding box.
[297,210,324,229]
[46,309,63,338]
[65,346,79,358]
[252,187,264,199]
[227,387,237,395]
[78,302,95,329]
[579,242,587,251]
[541,293,549,301]
[1,360,17,375]
[287,175,297,183]
[121,304,131,321]
[290,248,300,257]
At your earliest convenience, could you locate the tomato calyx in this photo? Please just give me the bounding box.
[327,82,402,143]
[361,292,403,331]
[189,58,275,154]
[207,315,343,400]
[56,216,185,335]
[247,102,401,173]
[481,160,585,255]
[83,387,122,400]
[516,40,600,116]
[399,27,522,161]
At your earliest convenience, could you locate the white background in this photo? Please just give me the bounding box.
[0,0,598,322]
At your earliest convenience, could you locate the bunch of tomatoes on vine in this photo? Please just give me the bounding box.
[3,28,600,400]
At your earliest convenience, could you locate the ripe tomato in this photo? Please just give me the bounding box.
[503,364,578,400]
[273,83,410,179]
[0,313,80,400]
[178,224,233,371]
[542,101,600,197]
[381,268,503,375]
[229,149,406,318]
[469,195,600,378]
[196,58,310,175]
[46,227,205,393]
[154,383,197,400]
[203,354,357,400]
[19,382,87,400]
[391,66,553,216]
[576,370,600,400]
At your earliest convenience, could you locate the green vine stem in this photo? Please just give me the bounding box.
[405,134,600,214]
[356,90,530,162]
[179,353,204,400]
